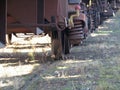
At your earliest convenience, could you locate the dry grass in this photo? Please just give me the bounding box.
[1,10,120,90]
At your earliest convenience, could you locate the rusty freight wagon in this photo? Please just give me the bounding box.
[82,0,117,30]
[0,0,88,59]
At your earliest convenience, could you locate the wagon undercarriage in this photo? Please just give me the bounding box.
[0,0,119,59]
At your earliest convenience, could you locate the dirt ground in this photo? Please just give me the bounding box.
[1,10,120,90]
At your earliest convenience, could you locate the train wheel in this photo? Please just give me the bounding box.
[62,30,70,54]
[51,31,62,60]
[88,15,95,33]
[95,11,101,27]
[6,34,12,45]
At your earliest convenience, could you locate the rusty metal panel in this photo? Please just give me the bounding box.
[7,0,37,24]
[7,0,37,34]
[0,0,7,44]
[37,0,44,24]
[44,0,58,21]
[44,0,68,22]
